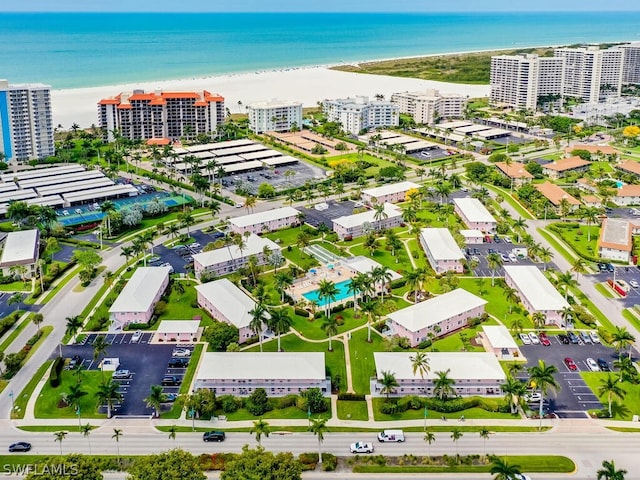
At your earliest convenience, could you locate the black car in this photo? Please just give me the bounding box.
[558,334,570,345]
[597,263,607,272]
[211,232,225,239]
[168,358,189,368]
[203,431,225,442]
[68,355,81,369]
[9,442,31,452]
[597,358,611,371]
[607,263,615,273]
[567,331,580,344]
[161,375,181,386]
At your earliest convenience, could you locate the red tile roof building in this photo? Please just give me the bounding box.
[98,90,225,142]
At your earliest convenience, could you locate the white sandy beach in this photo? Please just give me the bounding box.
[51,66,490,129]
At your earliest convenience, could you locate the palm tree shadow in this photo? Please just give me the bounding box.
[610,402,631,419]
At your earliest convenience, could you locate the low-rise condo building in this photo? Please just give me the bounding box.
[503,265,570,326]
[419,228,465,274]
[565,144,620,160]
[229,206,301,235]
[361,181,419,206]
[371,352,505,397]
[332,203,402,240]
[616,160,640,177]
[534,182,581,211]
[0,229,40,278]
[108,266,171,330]
[194,352,331,396]
[246,99,303,133]
[386,289,487,347]
[613,185,640,206]
[390,89,467,125]
[495,162,533,187]
[323,96,399,134]
[542,156,590,179]
[453,197,497,233]
[479,325,520,360]
[192,233,280,279]
[155,320,201,343]
[597,218,639,263]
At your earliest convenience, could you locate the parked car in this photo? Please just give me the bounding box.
[211,232,225,239]
[538,332,551,346]
[580,331,592,344]
[203,431,226,442]
[493,235,501,243]
[519,333,532,345]
[586,358,600,372]
[487,248,496,254]
[112,370,132,380]
[161,375,181,386]
[630,280,640,289]
[8,442,31,452]
[350,442,374,453]
[597,358,611,371]
[168,358,189,368]
[164,393,178,402]
[606,263,615,272]
[597,263,607,272]
[528,332,540,345]
[172,348,191,357]
[68,355,81,369]
[501,253,510,262]
[130,331,142,343]
[525,391,541,403]
[148,256,162,265]
[557,334,570,345]
[589,331,600,343]
[508,253,517,262]
[567,331,580,344]
[160,262,174,273]
[564,357,578,371]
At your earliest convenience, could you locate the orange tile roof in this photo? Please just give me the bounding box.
[149,99,166,106]
[99,98,120,105]
[534,182,581,206]
[161,92,200,99]
[616,184,640,197]
[543,156,590,172]
[565,144,620,155]
[129,93,157,101]
[117,104,132,109]
[193,101,208,106]
[598,218,633,252]
[617,160,640,176]
[146,138,171,146]
[495,162,533,179]
[582,195,601,204]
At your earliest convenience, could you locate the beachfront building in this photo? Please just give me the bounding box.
[494,162,533,187]
[108,266,171,330]
[98,90,225,142]
[229,206,301,235]
[503,265,570,326]
[360,181,419,206]
[246,99,303,134]
[621,42,640,84]
[597,218,639,263]
[385,289,487,347]
[194,352,330,396]
[479,325,520,360]
[0,229,40,278]
[554,46,624,102]
[490,54,564,110]
[155,320,201,343]
[0,80,54,163]
[371,352,504,397]
[390,90,467,125]
[332,203,402,240]
[195,279,269,343]
[453,197,497,233]
[322,96,399,135]
[534,182,581,212]
[419,228,465,274]
[542,156,590,179]
[193,233,280,279]
[612,185,640,206]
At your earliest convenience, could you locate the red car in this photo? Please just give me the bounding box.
[564,357,578,371]
[539,332,551,346]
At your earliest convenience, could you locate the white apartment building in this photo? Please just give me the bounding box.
[0,80,55,162]
[621,43,640,85]
[323,96,399,135]
[229,206,301,235]
[98,90,225,142]
[390,90,467,125]
[246,99,303,134]
[419,228,465,274]
[490,55,564,110]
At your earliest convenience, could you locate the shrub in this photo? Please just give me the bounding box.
[322,453,337,471]
[294,307,310,318]
[219,395,240,413]
[49,356,65,388]
[245,388,271,416]
[417,339,432,349]
[379,401,408,415]
[153,301,167,316]
[338,393,365,401]
[277,394,299,410]
[298,452,318,471]
[302,387,328,413]
[390,278,407,289]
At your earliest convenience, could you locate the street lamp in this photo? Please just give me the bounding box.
[9,390,14,410]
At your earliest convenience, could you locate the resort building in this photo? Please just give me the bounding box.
[390,89,467,125]
[503,265,570,326]
[621,42,640,85]
[360,181,420,206]
[192,233,280,279]
[490,54,564,110]
[615,160,640,177]
[155,320,201,343]
[194,352,331,396]
[229,206,301,235]
[108,266,171,330]
[246,99,303,134]
[322,96,399,135]
[581,195,601,208]
[332,203,402,240]
[386,289,487,347]
[98,89,225,142]
[534,182,581,211]
[419,228,465,274]
[494,162,533,186]
[597,218,639,263]
[453,197,497,232]
[342,256,402,283]
[460,229,485,244]
[479,325,521,361]
[613,185,640,206]
[565,144,620,159]
[0,229,40,278]
[195,279,268,343]
[542,156,590,179]
[0,80,54,162]
[371,352,505,397]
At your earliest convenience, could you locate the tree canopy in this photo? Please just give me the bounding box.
[221,445,302,480]
[127,449,206,480]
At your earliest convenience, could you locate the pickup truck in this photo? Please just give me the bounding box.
[350,442,374,453]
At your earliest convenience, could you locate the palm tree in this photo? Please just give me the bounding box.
[435,181,452,204]
[309,417,329,464]
[93,335,109,380]
[613,356,638,383]
[580,206,601,242]
[112,428,123,465]
[512,217,526,243]
[268,308,292,352]
[597,459,627,480]
[501,376,527,414]
[371,265,392,301]
[486,253,503,286]
[65,383,87,421]
[317,279,339,320]
[538,246,553,271]
[531,311,546,331]
[322,315,339,352]
[168,425,178,447]
[99,200,116,237]
[372,203,388,230]
[528,359,560,430]
[423,430,435,457]
[80,423,93,454]
[598,374,626,418]
[359,299,379,344]
[490,457,523,480]
[405,267,425,303]
[249,302,268,352]
[172,280,185,300]
[611,326,636,359]
[250,418,271,446]
[274,272,293,304]
[379,370,399,400]
[97,380,122,418]
[32,313,44,334]
[503,286,519,314]
[410,352,430,380]
[571,258,588,283]
[145,385,166,418]
[450,428,463,458]
[433,369,457,401]
[54,430,67,455]
[557,271,577,300]
[479,428,492,459]
[120,245,135,266]
[65,315,83,343]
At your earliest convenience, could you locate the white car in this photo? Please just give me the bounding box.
[528,332,540,345]
[508,253,517,262]
[589,331,600,343]
[350,442,374,454]
[519,333,531,345]
[525,391,541,403]
[172,348,191,358]
[130,331,142,343]
[586,358,600,372]
[631,280,640,289]
[504,236,512,243]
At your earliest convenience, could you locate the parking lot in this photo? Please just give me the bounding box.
[300,199,359,228]
[61,332,193,416]
[150,229,225,274]
[223,161,326,196]
[591,264,640,308]
[518,334,620,418]
[409,147,454,163]
[465,239,555,277]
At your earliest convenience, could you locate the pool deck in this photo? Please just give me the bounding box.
[289,264,354,302]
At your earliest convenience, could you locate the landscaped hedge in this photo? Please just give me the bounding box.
[390,278,407,289]
[294,307,310,317]
[338,393,366,401]
[379,395,509,415]
[49,356,65,388]
[0,310,22,337]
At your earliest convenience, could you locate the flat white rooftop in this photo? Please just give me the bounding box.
[109,266,170,314]
[230,206,300,228]
[193,233,280,268]
[482,325,517,349]
[195,278,268,329]
[0,229,39,266]
[374,351,505,381]
[504,265,569,311]
[362,181,419,199]
[0,164,84,182]
[420,228,465,261]
[157,320,200,335]
[62,184,138,203]
[387,288,487,332]
[333,203,401,229]
[196,352,325,381]
[460,229,484,238]
[261,156,298,166]
[453,197,497,224]
[222,160,264,174]
[342,256,402,281]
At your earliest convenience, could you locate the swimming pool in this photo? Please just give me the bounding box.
[303,279,353,307]
[616,181,625,188]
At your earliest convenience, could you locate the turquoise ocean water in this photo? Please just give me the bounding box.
[2,12,640,89]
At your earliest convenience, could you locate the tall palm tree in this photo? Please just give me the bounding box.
[379,370,399,400]
[531,311,547,331]
[317,279,339,320]
[322,315,339,352]
[405,267,425,303]
[65,383,87,420]
[93,335,109,380]
[423,430,435,457]
[81,423,93,454]
[65,315,83,343]
[450,428,463,458]
[168,425,178,447]
[479,428,492,459]
[99,200,116,237]
[557,271,577,300]
[433,369,457,401]
[54,430,67,455]
[528,359,560,430]
[571,258,588,283]
[410,352,430,380]
[501,376,527,414]
[250,418,271,446]
[611,326,636,359]
[372,203,388,230]
[371,266,393,301]
[580,206,601,242]
[486,253,503,286]
[97,380,123,418]
[145,385,166,418]
[538,246,553,271]
[309,417,329,464]
[120,245,135,266]
[274,272,293,304]
[249,302,268,352]
[112,428,123,465]
[490,457,523,480]
[32,313,44,334]
[36,205,58,236]
[512,217,526,243]
[598,374,626,418]
[597,459,627,480]
[268,308,292,352]
[359,299,379,343]
[503,286,519,314]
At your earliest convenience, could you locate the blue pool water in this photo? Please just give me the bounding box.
[303,280,353,307]
[616,181,625,188]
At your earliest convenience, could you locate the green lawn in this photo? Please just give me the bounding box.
[281,246,319,270]
[35,369,108,419]
[595,283,616,299]
[326,153,396,178]
[549,223,600,260]
[265,226,319,247]
[457,277,525,325]
[337,400,369,421]
[350,240,413,273]
[372,398,515,421]
[0,281,31,292]
[349,327,385,395]
[0,312,31,352]
[164,344,204,419]
[288,306,367,341]
[485,185,533,220]
[622,309,640,333]
[160,282,208,321]
[11,360,53,419]
[582,371,640,420]
[538,228,578,264]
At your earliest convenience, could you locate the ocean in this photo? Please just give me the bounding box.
[2,11,640,89]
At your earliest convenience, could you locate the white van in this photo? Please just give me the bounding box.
[377,429,405,442]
